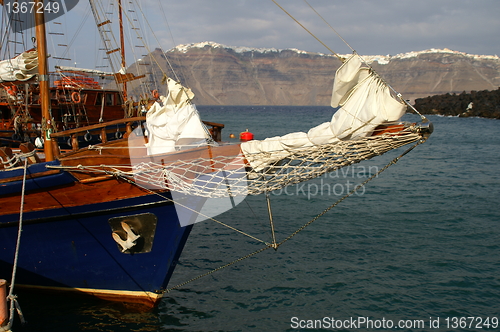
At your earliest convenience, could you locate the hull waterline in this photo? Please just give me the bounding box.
[0,161,193,308]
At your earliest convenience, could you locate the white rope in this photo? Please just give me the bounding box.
[1,159,28,332]
[0,150,37,169]
[302,0,355,55]
[276,0,428,122]
[130,128,423,198]
[107,170,271,245]
[50,124,425,199]
[270,0,343,61]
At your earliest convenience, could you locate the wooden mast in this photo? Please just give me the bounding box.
[34,0,54,161]
[117,0,127,98]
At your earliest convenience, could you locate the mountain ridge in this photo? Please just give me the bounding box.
[171,41,500,63]
[127,42,500,106]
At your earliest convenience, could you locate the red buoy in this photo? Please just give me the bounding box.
[239,129,254,141]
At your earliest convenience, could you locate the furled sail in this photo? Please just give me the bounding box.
[129,53,428,199]
[54,65,114,76]
[329,53,407,139]
[144,77,211,155]
[241,52,406,171]
[133,77,246,226]
[0,50,38,82]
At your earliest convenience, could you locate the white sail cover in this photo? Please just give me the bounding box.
[241,53,406,171]
[145,78,210,155]
[135,78,247,227]
[0,50,38,82]
[329,53,407,139]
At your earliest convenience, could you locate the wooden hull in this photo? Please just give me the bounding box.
[0,157,192,309]
[0,115,242,307]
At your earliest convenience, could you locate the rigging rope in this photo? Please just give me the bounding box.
[272,0,428,121]
[110,173,271,246]
[270,0,343,61]
[90,0,188,100]
[43,0,432,293]
[162,138,427,292]
[46,125,430,294]
[275,139,426,247]
[129,0,182,83]
[302,0,356,55]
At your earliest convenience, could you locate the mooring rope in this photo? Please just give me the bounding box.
[1,159,28,332]
[0,150,36,169]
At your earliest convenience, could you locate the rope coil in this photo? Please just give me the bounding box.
[0,150,37,169]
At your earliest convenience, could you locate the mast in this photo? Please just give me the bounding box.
[118,0,127,98]
[34,0,54,161]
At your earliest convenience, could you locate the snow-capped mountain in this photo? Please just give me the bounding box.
[128,41,500,105]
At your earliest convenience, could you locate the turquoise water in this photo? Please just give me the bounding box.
[12,107,500,331]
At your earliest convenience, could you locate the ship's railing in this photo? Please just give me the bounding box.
[49,116,224,157]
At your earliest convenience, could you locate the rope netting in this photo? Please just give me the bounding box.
[130,123,425,198]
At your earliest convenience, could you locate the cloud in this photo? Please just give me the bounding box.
[48,0,500,70]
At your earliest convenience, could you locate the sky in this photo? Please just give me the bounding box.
[151,0,500,56]
[4,0,499,70]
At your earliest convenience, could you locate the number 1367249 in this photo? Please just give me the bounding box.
[5,1,60,14]
[445,317,498,329]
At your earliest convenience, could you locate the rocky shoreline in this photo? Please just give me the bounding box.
[413,88,500,119]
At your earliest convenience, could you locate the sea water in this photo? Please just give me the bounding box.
[11,107,500,331]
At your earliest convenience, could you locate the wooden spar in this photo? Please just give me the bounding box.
[118,0,127,98]
[0,279,6,327]
[34,0,54,161]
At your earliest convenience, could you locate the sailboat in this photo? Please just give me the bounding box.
[0,0,432,320]
[0,0,223,314]
[0,48,129,147]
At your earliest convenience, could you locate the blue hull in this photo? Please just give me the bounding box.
[0,161,192,307]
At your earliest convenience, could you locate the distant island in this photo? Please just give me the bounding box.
[413,88,500,119]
